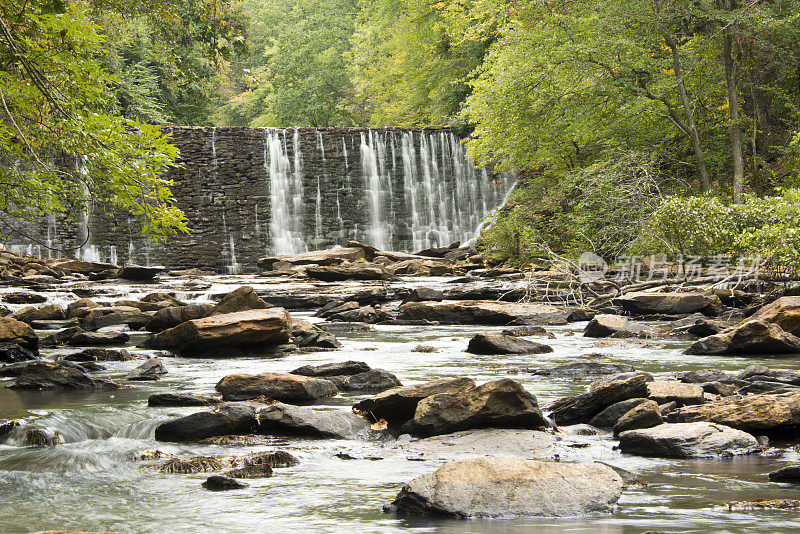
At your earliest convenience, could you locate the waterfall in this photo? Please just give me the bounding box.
[265,129,306,255]
[360,131,390,250]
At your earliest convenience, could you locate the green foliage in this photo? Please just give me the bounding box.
[0,0,187,240]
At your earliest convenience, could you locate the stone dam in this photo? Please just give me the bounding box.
[6,127,516,271]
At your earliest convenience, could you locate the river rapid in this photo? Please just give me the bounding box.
[1,274,799,534]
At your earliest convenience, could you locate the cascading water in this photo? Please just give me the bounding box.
[360,131,390,251]
[265,129,307,255]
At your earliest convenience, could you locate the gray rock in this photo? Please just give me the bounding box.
[589,398,650,428]
[337,369,402,393]
[215,372,338,402]
[291,360,371,377]
[125,358,167,381]
[613,400,663,435]
[584,316,654,338]
[385,457,623,518]
[685,320,800,355]
[614,292,720,315]
[466,333,553,355]
[646,381,704,407]
[257,403,373,438]
[406,288,444,302]
[66,331,130,346]
[154,404,257,442]
[148,393,221,407]
[5,361,121,390]
[549,374,649,426]
[500,326,551,337]
[768,465,800,482]
[736,364,800,384]
[397,300,570,326]
[145,303,215,333]
[618,422,759,458]
[400,379,549,437]
[202,475,248,491]
[679,369,731,383]
[535,362,635,378]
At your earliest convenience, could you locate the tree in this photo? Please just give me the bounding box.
[0,0,188,240]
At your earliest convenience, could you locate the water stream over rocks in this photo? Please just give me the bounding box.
[1,274,800,533]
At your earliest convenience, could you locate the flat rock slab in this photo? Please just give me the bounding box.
[535,362,635,378]
[615,292,720,315]
[385,457,623,518]
[291,360,371,377]
[306,265,392,281]
[154,404,257,442]
[215,372,338,402]
[116,265,164,280]
[145,308,291,355]
[257,403,374,439]
[466,333,552,355]
[647,381,704,406]
[67,331,130,346]
[393,428,556,459]
[618,422,759,458]
[397,301,570,326]
[5,361,121,390]
[584,316,654,338]
[258,247,367,270]
[666,391,800,434]
[148,393,221,407]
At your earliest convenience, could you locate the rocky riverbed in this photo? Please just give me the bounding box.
[1,245,800,533]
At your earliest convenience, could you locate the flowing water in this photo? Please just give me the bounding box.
[1,276,800,533]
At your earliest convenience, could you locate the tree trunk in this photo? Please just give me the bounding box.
[722,0,744,203]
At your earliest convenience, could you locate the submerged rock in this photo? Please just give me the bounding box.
[400,379,549,438]
[618,422,759,458]
[215,372,338,402]
[0,419,20,443]
[154,404,257,442]
[239,450,300,468]
[224,464,273,479]
[353,377,476,426]
[144,308,292,356]
[257,403,373,439]
[466,333,553,355]
[384,457,623,518]
[202,475,248,491]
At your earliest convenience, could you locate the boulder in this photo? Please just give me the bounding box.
[291,360,371,377]
[0,316,38,353]
[210,286,268,316]
[12,304,66,324]
[685,320,800,355]
[81,308,150,331]
[66,348,135,361]
[384,457,623,518]
[768,465,800,482]
[66,331,130,346]
[0,342,37,363]
[257,403,373,438]
[399,379,549,438]
[0,419,20,443]
[584,315,654,338]
[500,326,551,337]
[306,265,392,282]
[548,374,649,426]
[5,361,121,390]
[646,381,705,406]
[466,333,553,355]
[612,400,663,435]
[148,393,220,407]
[615,292,720,315]
[116,265,164,280]
[125,358,167,381]
[352,377,476,426]
[144,308,292,355]
[202,475,248,491]
[2,292,46,304]
[666,391,800,435]
[257,247,367,270]
[535,362,635,378]
[336,369,402,393]
[291,320,341,349]
[679,369,731,383]
[144,303,214,333]
[618,422,759,458]
[154,404,257,442]
[589,398,650,428]
[748,296,800,335]
[224,464,273,479]
[737,364,800,384]
[66,298,101,318]
[397,300,570,326]
[30,319,80,330]
[406,287,444,302]
[215,372,338,402]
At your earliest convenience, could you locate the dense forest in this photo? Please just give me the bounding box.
[2,0,800,267]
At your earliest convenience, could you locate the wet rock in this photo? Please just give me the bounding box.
[614,292,721,316]
[548,374,649,426]
[589,398,650,428]
[291,360,371,377]
[686,320,731,338]
[66,298,102,318]
[612,400,663,435]
[210,286,268,316]
[679,369,731,384]
[291,320,341,349]
[20,427,65,447]
[144,303,214,333]
[736,364,800,384]
[501,326,551,337]
[12,304,66,324]
[466,333,553,355]
[116,265,164,280]
[202,475,248,491]
[258,247,367,270]
[306,264,392,281]
[154,456,222,474]
[66,331,130,346]
[701,381,737,396]
[405,288,444,302]
[316,322,372,334]
[618,422,759,458]
[685,320,800,355]
[737,381,800,395]
[584,315,654,338]
[240,450,300,468]
[148,393,221,407]
[257,403,373,439]
[353,377,477,426]
[647,381,705,406]
[142,292,185,306]
[30,319,80,330]
[5,361,121,390]
[535,362,636,378]
[51,258,118,274]
[2,292,46,304]
[224,464,273,478]
[0,342,37,363]
[154,404,257,442]
[215,372,338,402]
[0,419,20,443]
[337,369,402,393]
[399,379,549,438]
[0,316,38,353]
[567,309,596,322]
[144,308,292,355]
[397,300,570,326]
[768,465,800,482]
[590,372,654,389]
[666,391,800,435]
[67,348,135,361]
[81,309,150,331]
[125,358,167,381]
[384,457,623,518]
